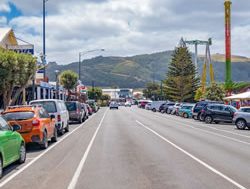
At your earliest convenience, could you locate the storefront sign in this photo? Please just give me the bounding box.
[8,44,34,55]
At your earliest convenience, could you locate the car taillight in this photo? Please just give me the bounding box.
[32,119,40,127]
[57,115,61,122]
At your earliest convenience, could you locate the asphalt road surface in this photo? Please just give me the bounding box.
[0,106,250,189]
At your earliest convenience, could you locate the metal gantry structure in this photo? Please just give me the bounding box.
[180,38,215,93]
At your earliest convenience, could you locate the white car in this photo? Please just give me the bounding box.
[109,101,119,109]
[125,101,132,107]
[30,99,70,135]
[150,101,166,112]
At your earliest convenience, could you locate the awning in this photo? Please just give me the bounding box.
[224,91,250,100]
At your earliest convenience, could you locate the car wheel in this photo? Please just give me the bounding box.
[18,143,26,164]
[205,116,213,124]
[236,119,247,130]
[65,122,69,133]
[0,156,2,179]
[183,113,188,118]
[51,128,58,143]
[214,121,220,124]
[40,131,48,149]
[152,108,156,112]
[197,113,202,121]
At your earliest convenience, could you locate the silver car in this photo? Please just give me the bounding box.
[109,101,119,109]
[233,107,250,130]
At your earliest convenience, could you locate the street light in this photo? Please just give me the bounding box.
[78,49,105,82]
[55,70,60,99]
[43,0,48,81]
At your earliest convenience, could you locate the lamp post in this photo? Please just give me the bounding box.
[43,0,48,81]
[55,70,60,99]
[78,49,105,82]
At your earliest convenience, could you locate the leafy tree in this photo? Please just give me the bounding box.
[143,82,162,100]
[59,70,78,100]
[88,87,102,100]
[164,47,199,102]
[194,87,204,101]
[205,83,225,101]
[100,94,111,101]
[0,49,37,109]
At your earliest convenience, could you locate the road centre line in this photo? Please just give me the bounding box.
[67,109,108,189]
[136,120,247,189]
[134,109,250,146]
[0,110,99,188]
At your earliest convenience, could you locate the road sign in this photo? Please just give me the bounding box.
[8,44,34,55]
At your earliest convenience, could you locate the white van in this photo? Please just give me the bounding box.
[30,99,69,135]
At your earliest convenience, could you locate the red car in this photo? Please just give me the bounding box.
[87,104,93,115]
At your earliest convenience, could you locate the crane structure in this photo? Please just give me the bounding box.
[179,38,215,93]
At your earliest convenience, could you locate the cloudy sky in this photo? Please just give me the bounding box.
[0,0,250,64]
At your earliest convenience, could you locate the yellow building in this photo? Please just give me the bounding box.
[0,28,18,49]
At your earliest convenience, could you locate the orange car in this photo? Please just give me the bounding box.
[3,105,57,149]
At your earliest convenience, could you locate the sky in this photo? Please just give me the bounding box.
[0,0,250,64]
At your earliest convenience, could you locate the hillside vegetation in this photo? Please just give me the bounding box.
[46,51,250,88]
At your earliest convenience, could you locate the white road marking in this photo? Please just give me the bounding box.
[136,120,247,189]
[136,109,250,145]
[0,111,99,188]
[67,109,108,189]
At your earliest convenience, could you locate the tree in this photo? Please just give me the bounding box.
[143,82,162,100]
[100,94,111,101]
[88,87,102,100]
[194,87,205,101]
[205,83,225,101]
[59,70,78,100]
[164,47,199,102]
[0,49,37,109]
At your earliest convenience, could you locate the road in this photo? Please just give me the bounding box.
[0,106,250,189]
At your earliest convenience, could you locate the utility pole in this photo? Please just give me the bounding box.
[43,0,48,81]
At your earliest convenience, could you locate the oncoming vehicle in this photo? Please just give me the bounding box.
[30,100,69,135]
[179,104,195,118]
[0,116,26,178]
[3,105,57,149]
[233,107,250,130]
[110,101,119,109]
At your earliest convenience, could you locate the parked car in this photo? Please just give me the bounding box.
[109,101,119,109]
[81,103,89,120]
[65,101,86,123]
[86,104,93,116]
[87,100,98,112]
[199,104,228,121]
[125,101,132,107]
[30,99,69,135]
[171,103,181,115]
[192,101,223,120]
[233,107,250,130]
[202,104,237,124]
[178,104,195,118]
[138,100,152,109]
[145,103,152,110]
[0,116,26,178]
[159,102,175,113]
[151,101,166,112]
[166,105,175,114]
[3,105,57,149]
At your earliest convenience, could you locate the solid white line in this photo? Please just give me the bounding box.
[138,110,250,146]
[67,109,108,189]
[0,111,100,188]
[136,120,247,189]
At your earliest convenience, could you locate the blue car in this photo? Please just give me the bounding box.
[179,104,195,118]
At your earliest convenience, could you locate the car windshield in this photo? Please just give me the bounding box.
[30,101,57,113]
[65,102,77,111]
[4,112,34,121]
[240,108,250,113]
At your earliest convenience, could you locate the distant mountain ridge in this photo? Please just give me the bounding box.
[46,51,250,88]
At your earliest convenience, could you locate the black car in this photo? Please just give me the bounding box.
[192,101,223,120]
[159,102,175,113]
[202,104,237,124]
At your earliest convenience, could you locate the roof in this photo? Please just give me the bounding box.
[0,28,18,48]
[224,91,250,100]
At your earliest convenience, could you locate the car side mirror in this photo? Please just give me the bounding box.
[50,115,55,119]
[12,124,21,132]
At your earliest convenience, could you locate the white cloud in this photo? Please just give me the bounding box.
[0,1,10,12]
[5,0,250,64]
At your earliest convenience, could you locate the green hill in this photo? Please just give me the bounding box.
[46,51,250,88]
